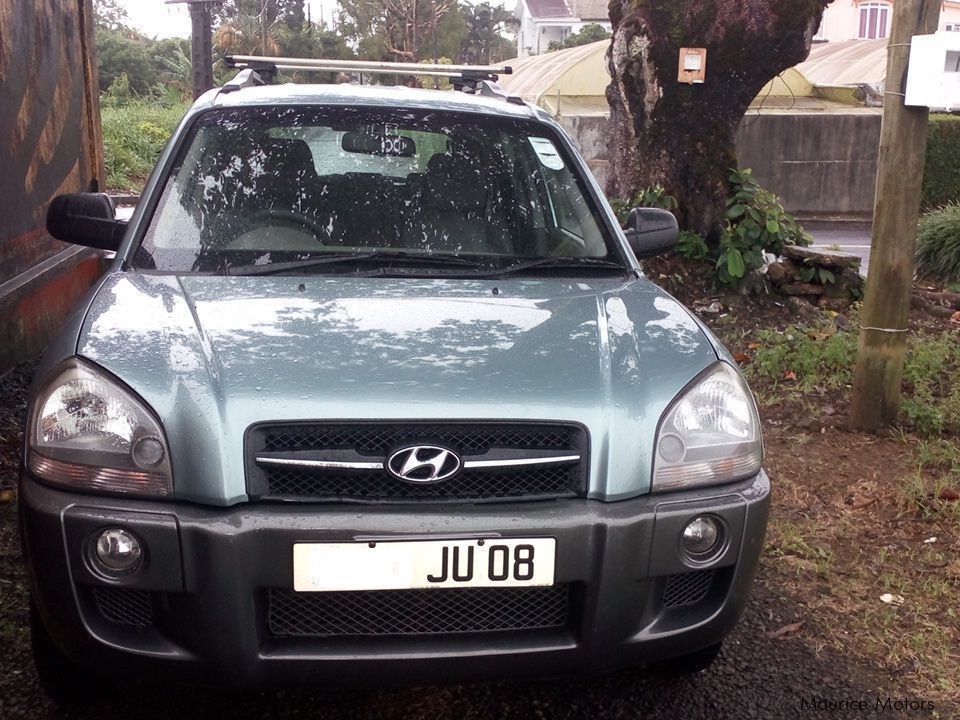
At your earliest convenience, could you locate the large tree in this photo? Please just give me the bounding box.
[461,3,516,65]
[339,0,458,61]
[606,1,831,241]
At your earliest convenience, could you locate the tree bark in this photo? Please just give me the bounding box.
[606,0,830,241]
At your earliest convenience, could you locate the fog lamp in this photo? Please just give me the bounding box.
[94,528,143,573]
[681,516,721,557]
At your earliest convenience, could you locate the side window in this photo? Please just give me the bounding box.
[527,135,605,256]
[545,174,585,239]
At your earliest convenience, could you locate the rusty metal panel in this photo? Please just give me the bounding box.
[0,0,104,370]
[0,0,103,274]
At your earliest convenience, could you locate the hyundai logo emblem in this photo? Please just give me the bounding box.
[386,445,462,483]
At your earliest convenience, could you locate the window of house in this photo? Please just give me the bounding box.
[858,2,891,39]
[946,24,960,32]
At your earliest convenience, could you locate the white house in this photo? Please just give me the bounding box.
[815,0,960,42]
[513,0,611,58]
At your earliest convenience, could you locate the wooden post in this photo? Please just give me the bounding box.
[849,0,941,432]
[167,0,217,99]
[190,1,215,98]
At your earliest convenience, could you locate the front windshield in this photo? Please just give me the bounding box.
[135,105,620,275]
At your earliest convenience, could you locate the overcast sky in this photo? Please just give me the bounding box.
[117,1,333,39]
[117,0,509,40]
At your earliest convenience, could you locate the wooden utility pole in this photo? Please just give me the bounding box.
[167,0,219,99]
[849,0,941,431]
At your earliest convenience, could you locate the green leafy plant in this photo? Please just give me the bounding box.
[915,203,960,282]
[793,261,836,285]
[677,231,710,262]
[718,169,811,285]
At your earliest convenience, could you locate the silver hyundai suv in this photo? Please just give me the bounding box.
[23,60,768,701]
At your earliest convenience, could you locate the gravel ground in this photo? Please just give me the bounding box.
[0,365,944,720]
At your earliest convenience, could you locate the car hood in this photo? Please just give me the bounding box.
[78,272,720,504]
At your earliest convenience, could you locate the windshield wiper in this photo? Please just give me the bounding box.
[465,256,628,278]
[225,251,485,277]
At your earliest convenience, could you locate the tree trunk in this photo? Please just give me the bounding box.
[606,0,830,241]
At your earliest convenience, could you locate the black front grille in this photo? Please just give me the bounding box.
[662,570,715,608]
[246,422,588,502]
[268,585,570,637]
[94,587,153,627]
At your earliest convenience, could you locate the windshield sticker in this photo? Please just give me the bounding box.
[529,137,564,170]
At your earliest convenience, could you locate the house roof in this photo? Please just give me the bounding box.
[524,0,573,19]
[570,0,608,21]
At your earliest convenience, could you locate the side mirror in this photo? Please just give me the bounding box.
[46,193,126,251]
[623,207,680,259]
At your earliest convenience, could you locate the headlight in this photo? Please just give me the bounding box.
[652,362,762,492]
[27,359,173,497]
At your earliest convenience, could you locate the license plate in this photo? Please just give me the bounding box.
[293,538,556,592]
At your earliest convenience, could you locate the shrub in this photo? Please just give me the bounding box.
[915,203,960,282]
[101,99,189,191]
[677,231,710,262]
[717,169,811,285]
[923,115,960,209]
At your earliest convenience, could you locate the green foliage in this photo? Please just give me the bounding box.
[102,100,189,191]
[915,203,960,282]
[96,28,159,96]
[748,323,960,436]
[793,262,836,285]
[93,0,129,31]
[677,231,710,262]
[462,3,517,64]
[923,115,960,210]
[611,185,678,226]
[547,23,611,52]
[717,169,811,285]
[337,0,512,65]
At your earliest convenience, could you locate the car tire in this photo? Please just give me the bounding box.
[30,599,114,705]
[648,642,722,675]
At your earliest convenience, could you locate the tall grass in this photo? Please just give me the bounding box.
[101,99,189,192]
[915,203,960,283]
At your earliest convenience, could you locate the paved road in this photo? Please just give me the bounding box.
[806,221,873,275]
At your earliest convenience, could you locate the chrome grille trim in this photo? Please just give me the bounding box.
[245,421,589,502]
[254,453,582,471]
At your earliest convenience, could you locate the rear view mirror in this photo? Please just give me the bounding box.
[342,131,415,157]
[624,207,679,259]
[46,193,126,251]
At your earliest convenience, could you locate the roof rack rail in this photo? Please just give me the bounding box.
[223,55,514,95]
[220,67,271,93]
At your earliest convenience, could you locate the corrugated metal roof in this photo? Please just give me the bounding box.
[499,38,889,117]
[499,40,608,100]
[797,39,887,88]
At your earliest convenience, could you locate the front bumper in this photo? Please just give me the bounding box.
[20,471,770,687]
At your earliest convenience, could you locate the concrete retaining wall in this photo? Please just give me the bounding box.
[558,112,881,220]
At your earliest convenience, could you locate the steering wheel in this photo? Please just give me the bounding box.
[244,208,328,241]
